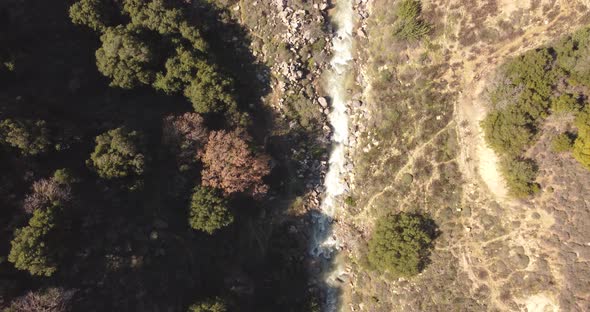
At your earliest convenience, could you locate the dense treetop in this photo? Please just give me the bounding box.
[87,127,146,180]
[367,212,435,277]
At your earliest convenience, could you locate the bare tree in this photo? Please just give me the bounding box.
[23,178,72,214]
[162,112,209,169]
[7,288,76,312]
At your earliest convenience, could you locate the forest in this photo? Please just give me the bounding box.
[0,0,321,311]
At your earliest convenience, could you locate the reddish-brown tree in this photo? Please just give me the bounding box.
[202,130,270,197]
[162,112,209,169]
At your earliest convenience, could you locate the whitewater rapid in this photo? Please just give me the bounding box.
[310,0,354,310]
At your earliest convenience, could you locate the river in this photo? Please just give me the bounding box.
[310,0,354,310]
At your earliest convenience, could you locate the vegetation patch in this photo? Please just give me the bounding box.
[393,0,431,42]
[367,212,436,278]
[482,27,590,196]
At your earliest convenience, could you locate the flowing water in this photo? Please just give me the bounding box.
[310,0,354,310]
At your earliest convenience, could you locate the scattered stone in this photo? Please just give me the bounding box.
[319,97,329,107]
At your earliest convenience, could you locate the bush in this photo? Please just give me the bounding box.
[499,157,539,197]
[189,186,233,234]
[393,0,431,41]
[367,212,435,277]
[8,205,61,276]
[87,127,145,180]
[188,297,227,312]
[551,133,574,152]
[0,118,51,155]
[344,196,356,207]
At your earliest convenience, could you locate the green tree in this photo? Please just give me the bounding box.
[96,25,157,89]
[504,48,557,99]
[87,127,145,179]
[367,212,435,277]
[0,118,51,155]
[393,0,431,41]
[551,94,582,113]
[551,133,574,152]
[122,0,207,50]
[499,157,539,197]
[188,298,227,312]
[481,110,533,156]
[69,0,115,32]
[183,61,237,116]
[189,186,233,234]
[8,205,61,276]
[573,134,590,169]
[572,107,590,169]
[123,0,183,35]
[154,47,204,94]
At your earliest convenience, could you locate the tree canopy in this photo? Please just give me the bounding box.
[8,205,61,276]
[202,130,270,197]
[367,212,435,277]
[69,0,115,32]
[96,25,157,89]
[87,127,146,180]
[189,186,233,234]
[0,118,51,156]
[188,297,227,312]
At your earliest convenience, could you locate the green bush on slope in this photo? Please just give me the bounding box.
[367,212,435,277]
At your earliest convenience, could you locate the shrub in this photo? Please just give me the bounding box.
[188,297,227,312]
[551,133,574,152]
[393,0,431,41]
[87,127,145,180]
[0,118,51,156]
[367,212,435,277]
[202,130,271,197]
[344,196,356,207]
[8,205,61,276]
[499,157,539,197]
[189,186,233,234]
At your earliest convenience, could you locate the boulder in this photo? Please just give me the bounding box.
[318,97,329,107]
